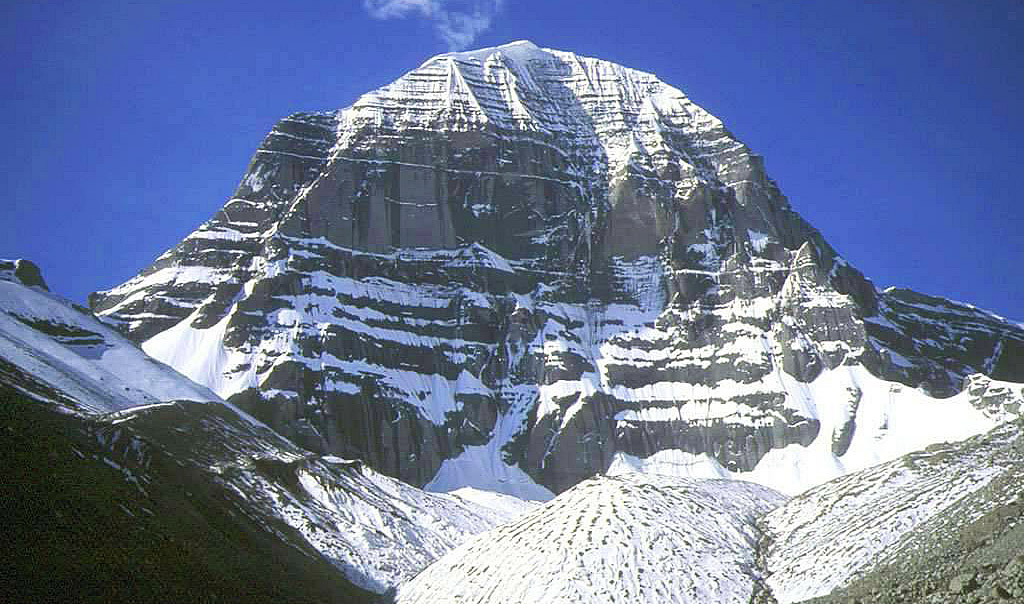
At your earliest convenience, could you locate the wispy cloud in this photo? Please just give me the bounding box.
[363,0,505,51]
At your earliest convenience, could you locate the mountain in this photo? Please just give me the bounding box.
[89,40,1024,497]
[0,261,529,600]
[387,417,1024,604]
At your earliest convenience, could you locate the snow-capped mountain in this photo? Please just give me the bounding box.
[89,40,1024,499]
[0,260,529,598]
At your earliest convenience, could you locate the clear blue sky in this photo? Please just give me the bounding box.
[3,1,1022,322]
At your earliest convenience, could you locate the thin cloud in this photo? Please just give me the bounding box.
[363,0,505,51]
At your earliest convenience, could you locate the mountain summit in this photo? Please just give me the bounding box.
[90,42,1024,496]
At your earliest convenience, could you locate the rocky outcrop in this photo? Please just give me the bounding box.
[0,258,48,291]
[89,42,1024,494]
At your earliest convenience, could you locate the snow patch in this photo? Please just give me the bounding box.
[426,444,555,502]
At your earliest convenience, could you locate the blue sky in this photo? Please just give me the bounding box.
[3,1,1022,321]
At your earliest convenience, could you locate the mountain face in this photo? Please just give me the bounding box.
[90,40,1024,496]
[0,263,525,598]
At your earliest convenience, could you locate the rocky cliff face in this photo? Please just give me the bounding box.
[90,41,1024,495]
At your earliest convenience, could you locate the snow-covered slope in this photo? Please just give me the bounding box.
[395,474,786,604]
[394,419,1024,604]
[94,400,524,593]
[0,261,530,594]
[762,419,1024,603]
[0,259,222,414]
[797,419,1024,604]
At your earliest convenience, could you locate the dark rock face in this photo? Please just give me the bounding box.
[866,288,1024,396]
[89,42,1024,494]
[0,259,49,291]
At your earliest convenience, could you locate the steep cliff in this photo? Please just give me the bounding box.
[91,41,1024,495]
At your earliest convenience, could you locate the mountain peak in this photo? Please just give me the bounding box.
[423,39,547,66]
[354,41,722,185]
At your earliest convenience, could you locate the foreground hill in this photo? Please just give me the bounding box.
[0,260,527,600]
[390,416,1024,603]
[763,416,1024,603]
[395,474,786,604]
